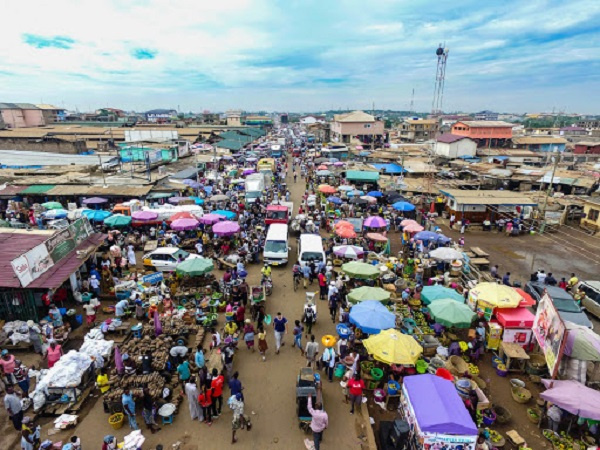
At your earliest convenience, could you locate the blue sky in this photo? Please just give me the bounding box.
[1,0,599,113]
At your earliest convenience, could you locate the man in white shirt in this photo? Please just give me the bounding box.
[195,241,203,254]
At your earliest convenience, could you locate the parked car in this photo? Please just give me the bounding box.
[142,247,202,272]
[576,281,600,320]
[525,282,593,329]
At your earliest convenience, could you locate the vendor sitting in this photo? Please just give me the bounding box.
[115,298,129,319]
[169,344,188,366]
[224,320,238,337]
[122,354,137,376]
[162,294,174,315]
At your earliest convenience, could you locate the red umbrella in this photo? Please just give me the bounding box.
[366,232,387,242]
[318,185,337,194]
[336,227,357,238]
[334,220,354,230]
[317,165,328,170]
[168,211,195,222]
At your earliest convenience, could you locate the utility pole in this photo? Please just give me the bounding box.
[371,101,375,153]
[539,148,560,234]
[98,154,107,187]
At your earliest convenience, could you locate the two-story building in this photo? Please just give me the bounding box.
[331,111,384,144]
[0,103,46,128]
[35,104,67,123]
[399,119,439,142]
[474,110,499,121]
[581,198,600,234]
[451,120,513,147]
[559,126,588,137]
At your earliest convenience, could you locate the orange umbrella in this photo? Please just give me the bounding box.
[400,219,418,226]
[366,232,387,242]
[336,227,357,238]
[318,184,337,194]
[404,223,424,233]
[334,220,354,230]
[317,165,328,170]
[168,211,196,222]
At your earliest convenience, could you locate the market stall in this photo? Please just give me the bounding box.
[400,374,478,450]
[495,307,535,351]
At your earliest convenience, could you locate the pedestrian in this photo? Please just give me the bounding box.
[307,396,328,450]
[328,291,339,323]
[293,320,304,355]
[122,388,138,430]
[211,369,225,418]
[185,377,202,421]
[20,416,36,450]
[13,360,30,396]
[321,346,336,381]
[547,404,562,432]
[194,346,205,371]
[229,393,248,444]
[303,301,316,337]
[228,371,244,400]
[177,359,191,389]
[44,340,63,369]
[223,344,235,378]
[4,385,23,431]
[0,349,17,385]
[141,350,153,375]
[305,335,319,369]
[347,373,365,414]
[127,244,136,267]
[243,319,255,351]
[141,387,160,433]
[272,311,288,354]
[257,325,268,361]
[318,270,327,300]
[502,272,511,286]
[27,321,43,354]
[198,385,213,426]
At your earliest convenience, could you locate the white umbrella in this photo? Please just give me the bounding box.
[429,247,464,261]
[333,245,365,259]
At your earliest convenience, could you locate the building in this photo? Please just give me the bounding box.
[280,113,289,124]
[574,141,600,154]
[244,115,273,126]
[226,110,242,126]
[399,119,439,142]
[511,136,567,152]
[581,199,600,234]
[331,111,384,144]
[434,134,477,159]
[474,110,499,121]
[299,115,325,124]
[145,109,177,123]
[577,119,600,129]
[451,120,513,147]
[35,104,66,123]
[559,126,588,136]
[0,103,45,128]
[439,188,537,223]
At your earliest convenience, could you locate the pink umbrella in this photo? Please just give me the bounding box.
[361,196,378,204]
[171,218,199,230]
[404,223,425,233]
[213,220,240,236]
[168,196,190,204]
[400,219,418,226]
[132,210,158,221]
[364,216,386,228]
[334,162,345,166]
[199,213,225,225]
[114,345,124,375]
[154,312,163,336]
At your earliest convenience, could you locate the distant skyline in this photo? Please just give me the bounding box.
[1,0,599,114]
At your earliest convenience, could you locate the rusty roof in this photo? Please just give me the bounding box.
[0,184,29,197]
[0,230,55,288]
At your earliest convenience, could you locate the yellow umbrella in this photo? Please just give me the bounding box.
[362,329,423,365]
[469,282,522,308]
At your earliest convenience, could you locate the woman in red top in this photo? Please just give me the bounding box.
[198,385,213,425]
[210,369,225,417]
[347,373,365,414]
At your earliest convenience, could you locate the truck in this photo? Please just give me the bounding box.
[269,145,283,158]
[245,174,265,204]
[257,158,275,174]
[265,204,289,225]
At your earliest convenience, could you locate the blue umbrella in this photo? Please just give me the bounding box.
[213,210,236,220]
[203,186,213,194]
[392,201,415,211]
[42,209,68,220]
[436,235,452,244]
[414,231,442,242]
[347,190,364,197]
[349,301,395,335]
[327,196,342,205]
[367,191,383,198]
[82,209,112,222]
[189,196,204,205]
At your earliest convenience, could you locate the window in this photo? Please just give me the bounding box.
[589,208,600,221]
[364,124,371,128]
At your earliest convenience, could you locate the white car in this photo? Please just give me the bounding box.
[142,247,202,272]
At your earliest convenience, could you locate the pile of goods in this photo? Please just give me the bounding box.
[468,363,479,376]
[119,335,172,371]
[105,372,166,403]
[488,430,504,445]
[142,319,198,337]
[1,320,31,345]
[542,430,589,450]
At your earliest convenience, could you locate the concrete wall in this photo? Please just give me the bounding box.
[1,109,26,128]
[21,109,45,127]
[332,121,384,136]
[0,138,84,154]
[452,123,512,139]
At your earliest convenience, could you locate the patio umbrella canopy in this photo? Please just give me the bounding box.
[168,211,196,222]
[42,209,68,219]
[429,299,476,328]
[318,184,337,194]
[212,220,240,236]
[42,201,64,210]
[168,196,190,204]
[348,286,391,303]
[327,196,342,205]
[363,216,386,228]
[334,220,354,229]
[429,247,464,261]
[335,227,357,239]
[421,285,465,305]
[198,213,225,225]
[316,170,332,176]
[82,209,112,222]
[363,329,423,365]
[341,261,380,279]
[392,201,415,212]
[170,218,199,230]
[104,214,132,227]
[82,197,108,205]
[132,210,158,221]
[210,194,229,202]
[470,282,522,308]
[414,231,442,242]
[365,232,387,242]
[361,196,377,203]
[333,245,365,259]
[175,257,214,276]
[400,219,418,226]
[367,191,383,198]
[540,379,600,420]
[349,301,395,334]
[403,223,424,233]
[213,210,236,220]
[564,322,600,361]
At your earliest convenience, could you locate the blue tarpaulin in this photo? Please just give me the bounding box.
[371,163,406,174]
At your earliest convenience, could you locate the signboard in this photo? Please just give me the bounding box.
[503,328,533,347]
[476,300,494,321]
[533,292,566,377]
[70,218,91,245]
[142,272,164,285]
[11,244,54,287]
[45,228,75,263]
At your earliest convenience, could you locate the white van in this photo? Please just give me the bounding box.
[263,224,289,266]
[297,234,325,267]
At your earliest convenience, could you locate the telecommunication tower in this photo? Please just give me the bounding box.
[431,44,449,115]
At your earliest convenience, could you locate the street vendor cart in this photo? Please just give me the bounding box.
[296,367,322,434]
[250,285,266,321]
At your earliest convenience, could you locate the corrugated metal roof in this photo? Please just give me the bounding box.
[0,230,54,288]
[0,184,28,197]
[46,185,153,197]
[215,139,244,150]
[0,150,117,168]
[440,189,537,206]
[21,185,56,194]
[345,170,380,182]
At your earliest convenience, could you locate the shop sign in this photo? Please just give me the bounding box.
[11,243,54,287]
[70,218,91,245]
[533,292,566,377]
[45,228,75,263]
[142,272,164,285]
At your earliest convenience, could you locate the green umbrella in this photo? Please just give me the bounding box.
[176,257,214,276]
[428,298,475,328]
[0,219,11,228]
[104,214,132,228]
[421,285,464,305]
[348,286,391,303]
[341,261,380,280]
[42,201,64,210]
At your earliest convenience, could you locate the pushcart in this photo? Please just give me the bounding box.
[250,285,266,321]
[296,367,323,434]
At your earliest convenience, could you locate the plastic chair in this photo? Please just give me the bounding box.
[162,414,173,425]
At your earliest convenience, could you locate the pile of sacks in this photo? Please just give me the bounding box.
[2,320,30,345]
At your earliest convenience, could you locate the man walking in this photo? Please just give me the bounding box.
[273,312,288,354]
[307,396,328,450]
[122,387,139,430]
[3,385,23,431]
[305,335,319,369]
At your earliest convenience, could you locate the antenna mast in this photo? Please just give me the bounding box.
[431,44,449,115]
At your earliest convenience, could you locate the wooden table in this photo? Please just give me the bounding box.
[470,258,490,269]
[499,342,530,372]
[470,247,490,257]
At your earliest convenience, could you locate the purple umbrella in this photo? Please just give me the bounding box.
[132,210,158,221]
[243,169,256,175]
[334,162,345,166]
[183,179,196,186]
[114,345,124,375]
[364,216,386,228]
[168,196,189,204]
[541,379,600,420]
[199,213,225,225]
[171,218,199,230]
[82,197,108,205]
[213,220,240,236]
[154,312,163,337]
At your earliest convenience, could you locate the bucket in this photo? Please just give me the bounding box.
[492,356,504,368]
[225,312,234,322]
[108,413,124,430]
[456,378,472,397]
[371,368,384,381]
[334,364,345,378]
[482,410,497,426]
[416,360,428,374]
[374,388,386,402]
[387,380,400,396]
[496,364,508,377]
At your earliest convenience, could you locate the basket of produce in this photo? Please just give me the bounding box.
[496,363,508,377]
[488,430,505,447]
[525,353,548,375]
[103,306,115,314]
[108,412,124,430]
[471,375,487,390]
[493,405,512,424]
[446,355,469,375]
[416,360,429,374]
[492,355,504,368]
[468,363,479,376]
[481,409,497,426]
[408,298,422,308]
[322,335,337,348]
[360,361,374,373]
[527,407,541,424]
[511,386,532,404]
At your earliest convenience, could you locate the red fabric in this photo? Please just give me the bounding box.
[348,379,365,397]
[198,389,213,407]
[496,307,535,328]
[211,375,224,397]
[514,288,536,308]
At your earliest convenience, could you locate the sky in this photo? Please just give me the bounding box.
[1,0,599,114]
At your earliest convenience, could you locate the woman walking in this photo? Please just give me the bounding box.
[243,319,255,351]
[257,325,268,361]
